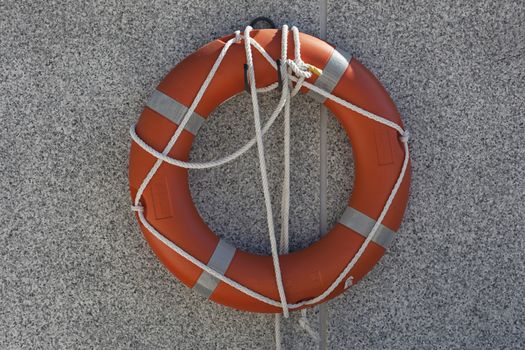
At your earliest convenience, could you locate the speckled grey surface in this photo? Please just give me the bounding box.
[1,1,524,349]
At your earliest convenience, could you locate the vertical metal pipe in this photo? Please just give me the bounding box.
[318,0,329,349]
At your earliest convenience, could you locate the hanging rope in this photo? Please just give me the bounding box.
[130,24,410,348]
[244,25,290,318]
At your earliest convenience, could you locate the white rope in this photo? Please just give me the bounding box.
[129,36,299,171]
[130,25,410,315]
[129,78,291,170]
[279,24,291,261]
[133,31,244,207]
[285,26,313,80]
[244,25,290,318]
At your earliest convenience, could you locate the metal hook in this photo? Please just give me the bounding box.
[249,17,276,29]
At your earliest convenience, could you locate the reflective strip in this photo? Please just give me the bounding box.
[193,239,236,298]
[146,89,205,135]
[338,207,396,249]
[307,48,352,103]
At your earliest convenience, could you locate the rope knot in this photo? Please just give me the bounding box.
[131,204,144,212]
[285,59,313,79]
[234,30,242,43]
[400,130,410,143]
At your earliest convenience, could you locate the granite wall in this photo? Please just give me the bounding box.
[1,1,523,349]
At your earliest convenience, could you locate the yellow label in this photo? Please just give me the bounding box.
[307,64,323,76]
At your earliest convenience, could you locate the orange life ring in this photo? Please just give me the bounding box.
[129,29,410,313]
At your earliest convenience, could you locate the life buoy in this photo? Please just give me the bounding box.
[129,28,410,313]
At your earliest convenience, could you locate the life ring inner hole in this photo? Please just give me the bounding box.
[188,90,354,255]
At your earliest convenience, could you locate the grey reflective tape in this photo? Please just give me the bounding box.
[146,89,205,135]
[338,207,396,249]
[193,239,236,298]
[307,48,352,103]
